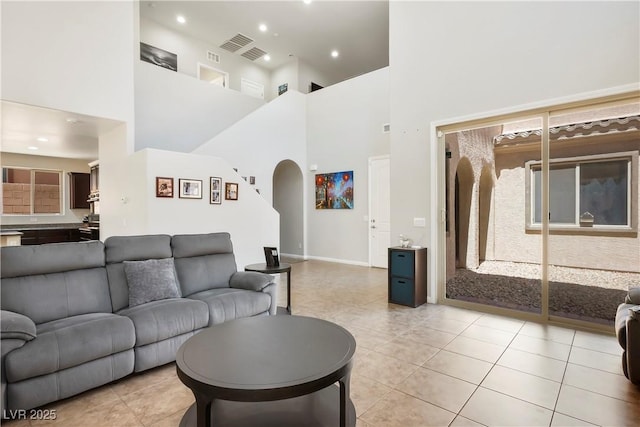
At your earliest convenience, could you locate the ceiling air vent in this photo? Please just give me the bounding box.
[207,51,220,63]
[220,33,253,52]
[241,47,267,61]
[382,123,391,133]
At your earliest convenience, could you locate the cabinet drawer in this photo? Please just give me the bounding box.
[390,250,414,277]
[390,277,415,306]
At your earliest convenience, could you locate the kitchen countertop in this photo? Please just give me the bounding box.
[1,223,84,232]
[0,231,24,236]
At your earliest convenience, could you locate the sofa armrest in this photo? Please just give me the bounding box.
[626,287,640,305]
[626,306,640,384]
[229,271,275,292]
[1,310,36,342]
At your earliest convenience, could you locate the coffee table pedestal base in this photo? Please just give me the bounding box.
[179,385,356,427]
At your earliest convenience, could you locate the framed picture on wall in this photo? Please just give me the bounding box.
[156,177,174,198]
[179,179,202,199]
[225,182,238,200]
[140,42,177,72]
[315,171,354,209]
[210,177,222,204]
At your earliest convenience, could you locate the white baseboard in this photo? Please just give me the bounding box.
[303,255,369,267]
[280,253,306,260]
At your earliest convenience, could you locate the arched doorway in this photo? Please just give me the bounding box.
[272,160,304,258]
[455,157,474,268]
[478,165,493,262]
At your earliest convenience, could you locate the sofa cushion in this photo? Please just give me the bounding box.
[4,313,135,383]
[0,241,112,325]
[172,233,237,296]
[104,234,173,312]
[188,288,271,325]
[124,258,181,307]
[1,268,112,325]
[0,241,104,279]
[117,298,208,346]
[171,232,233,258]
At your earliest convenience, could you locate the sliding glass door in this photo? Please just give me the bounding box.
[441,95,640,328]
[547,100,640,325]
[443,118,543,317]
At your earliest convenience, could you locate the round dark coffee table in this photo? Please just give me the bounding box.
[176,315,356,427]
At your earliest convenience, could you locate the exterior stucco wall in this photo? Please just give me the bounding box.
[493,137,640,273]
[448,123,639,275]
[445,126,501,279]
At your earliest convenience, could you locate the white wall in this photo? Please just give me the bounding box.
[1,0,136,241]
[194,68,390,265]
[270,59,299,100]
[1,1,135,125]
[139,149,279,270]
[298,59,334,94]
[0,153,91,226]
[193,91,308,206]
[306,67,390,264]
[100,124,143,239]
[389,1,640,300]
[135,61,265,152]
[140,17,272,99]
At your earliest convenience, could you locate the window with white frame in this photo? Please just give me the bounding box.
[528,154,634,228]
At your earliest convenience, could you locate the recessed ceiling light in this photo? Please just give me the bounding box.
[36,137,48,142]
[176,15,186,24]
[303,0,313,4]
[28,146,39,150]
[264,54,271,61]
[66,117,79,124]
[331,50,339,58]
[259,23,268,32]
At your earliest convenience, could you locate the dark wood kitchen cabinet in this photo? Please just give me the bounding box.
[69,172,90,209]
[19,228,81,245]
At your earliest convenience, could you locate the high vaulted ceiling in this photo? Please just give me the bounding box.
[1,1,390,161]
[140,0,390,84]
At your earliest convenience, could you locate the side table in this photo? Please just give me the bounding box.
[245,262,292,314]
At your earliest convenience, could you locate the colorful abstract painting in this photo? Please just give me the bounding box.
[315,171,354,209]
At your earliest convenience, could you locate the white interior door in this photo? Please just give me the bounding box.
[241,78,264,99]
[369,156,391,268]
[197,63,228,88]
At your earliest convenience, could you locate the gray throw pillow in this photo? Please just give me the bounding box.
[124,258,181,308]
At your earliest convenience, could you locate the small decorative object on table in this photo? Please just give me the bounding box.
[399,234,411,248]
[264,246,280,267]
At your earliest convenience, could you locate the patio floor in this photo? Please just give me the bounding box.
[446,263,635,326]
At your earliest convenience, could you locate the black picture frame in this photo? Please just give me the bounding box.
[264,247,279,267]
[210,177,222,204]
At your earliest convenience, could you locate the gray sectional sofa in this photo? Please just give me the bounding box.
[0,232,277,414]
[615,287,640,384]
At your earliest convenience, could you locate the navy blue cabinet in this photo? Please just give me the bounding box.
[388,247,427,307]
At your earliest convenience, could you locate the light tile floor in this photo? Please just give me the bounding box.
[4,260,640,426]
